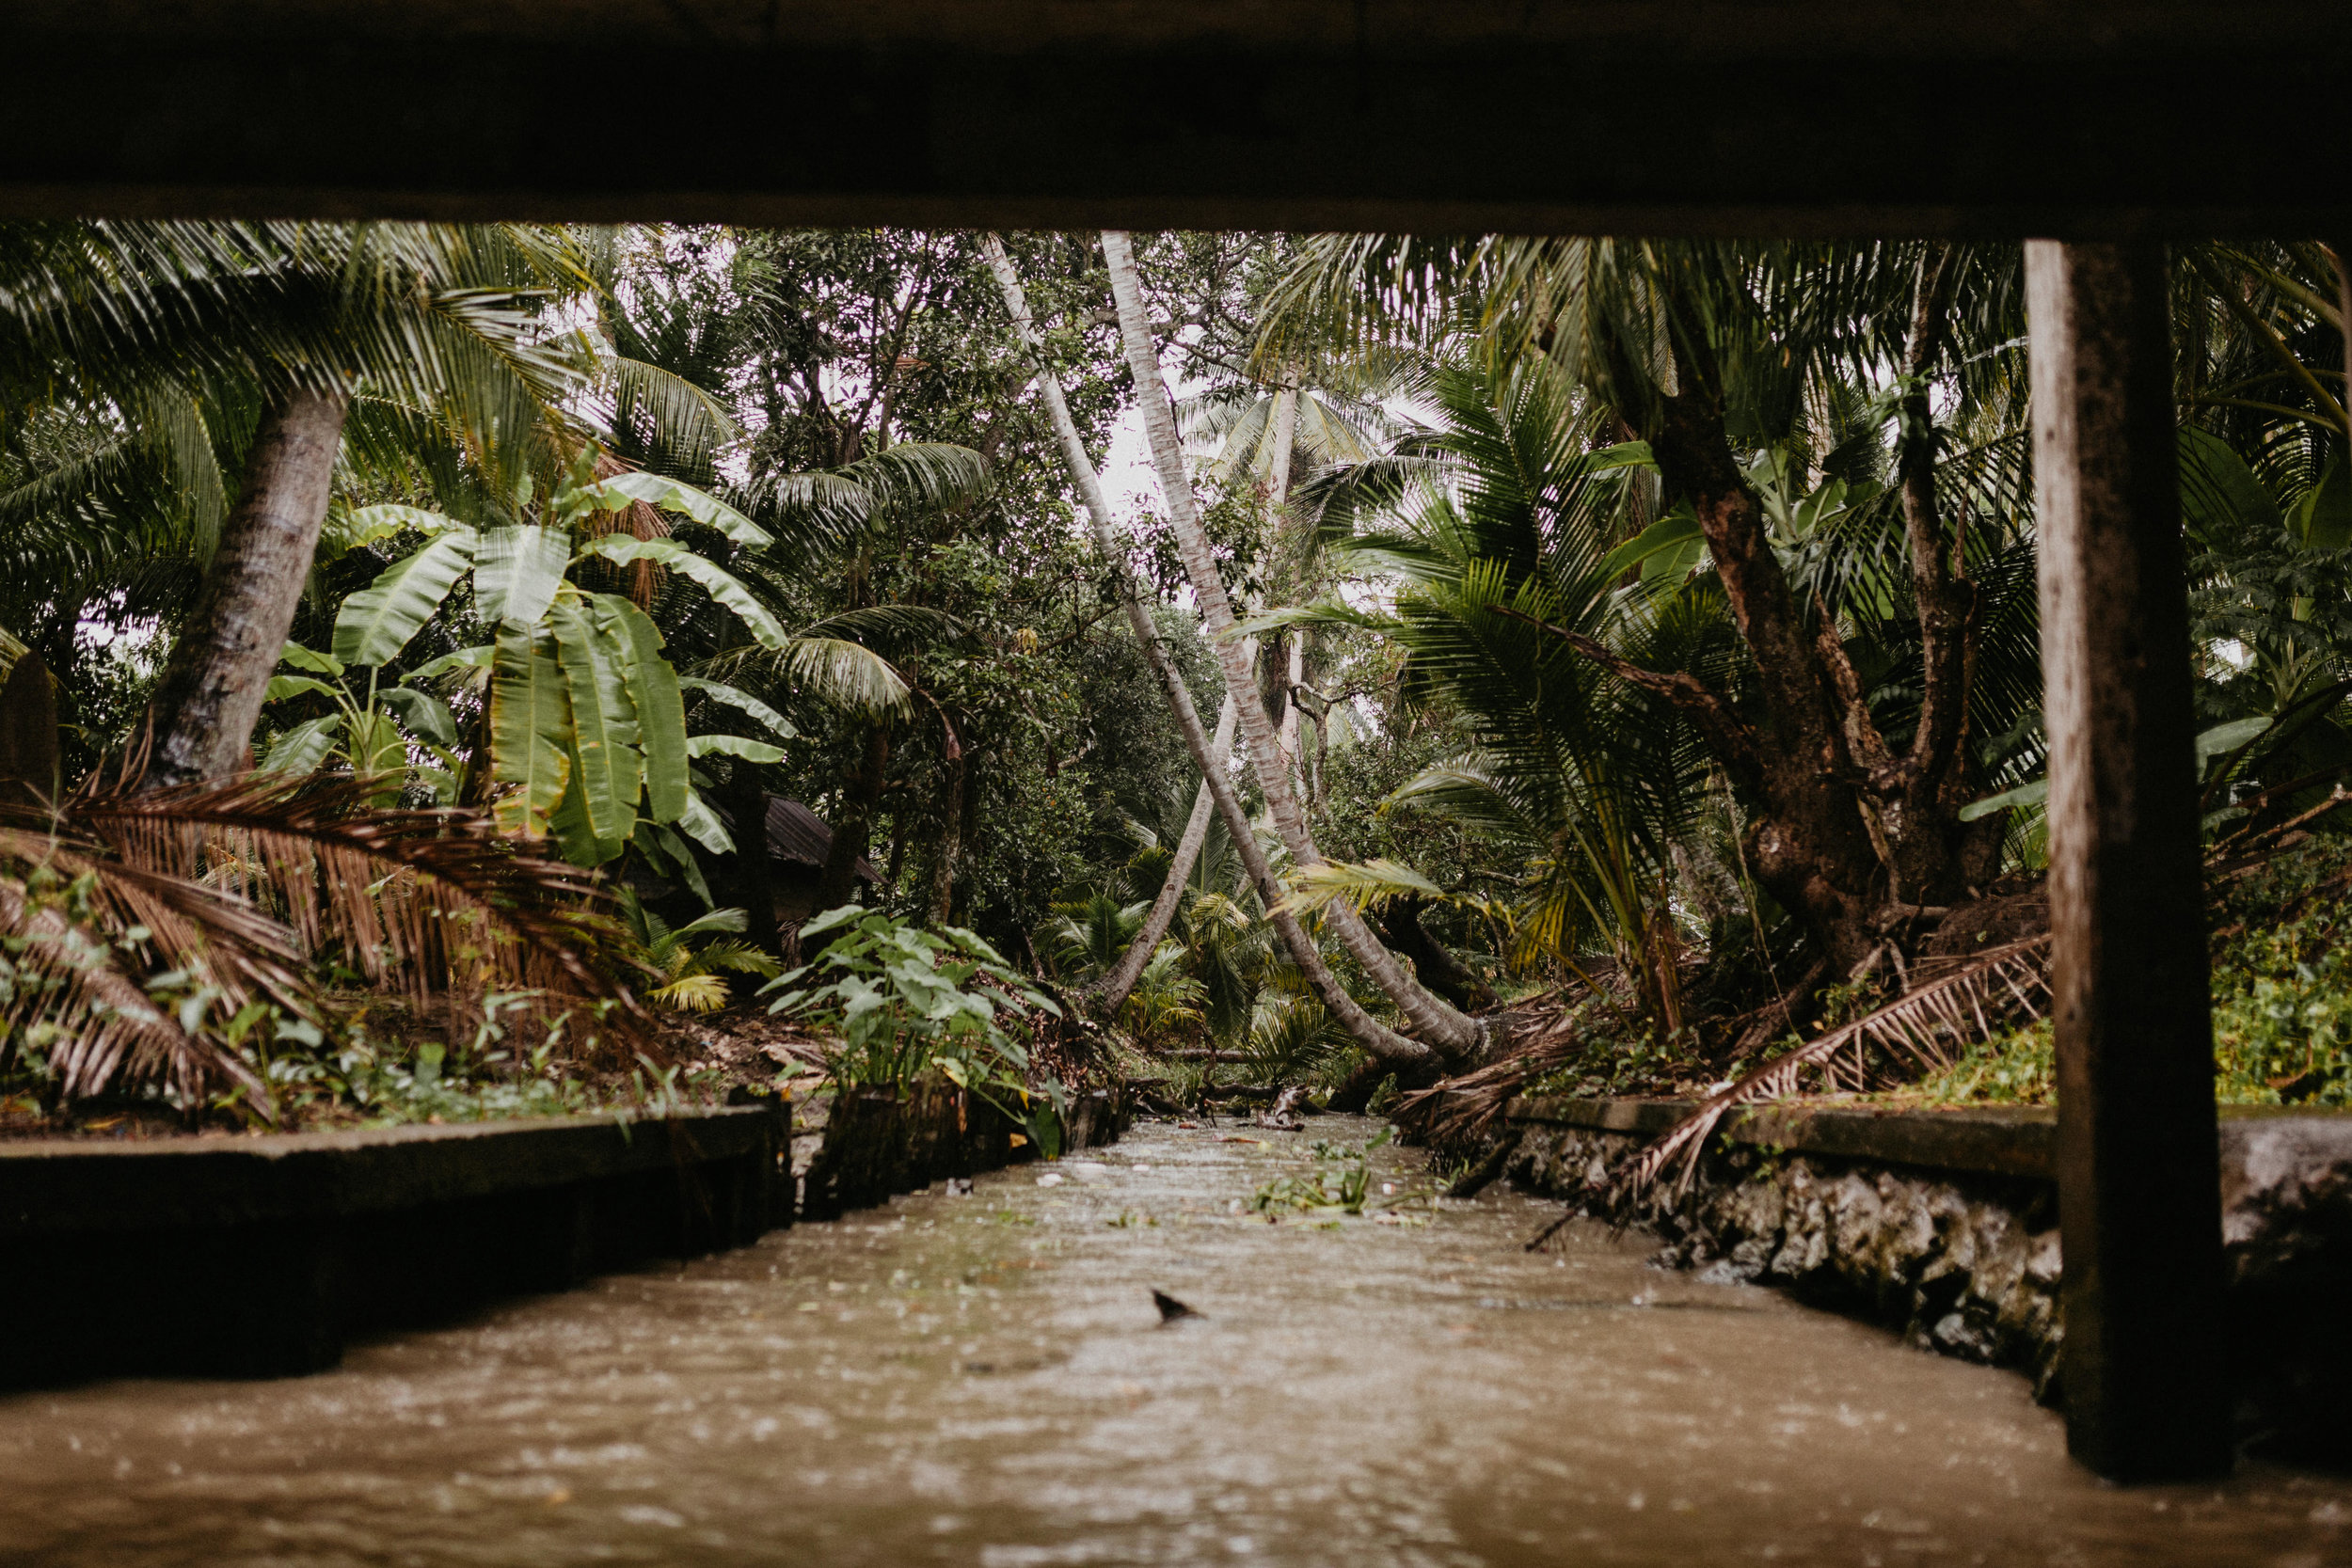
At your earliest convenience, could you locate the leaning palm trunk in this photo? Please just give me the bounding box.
[1264,382,1310,785]
[1100,231,1485,1064]
[1092,694,1234,1011]
[137,386,349,790]
[981,235,1433,1071]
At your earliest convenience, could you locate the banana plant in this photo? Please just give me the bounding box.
[261,641,461,803]
[314,446,840,868]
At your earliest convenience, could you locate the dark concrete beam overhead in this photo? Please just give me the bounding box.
[6,2,2349,233]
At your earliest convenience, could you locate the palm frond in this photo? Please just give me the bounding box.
[1620,935,2053,1197]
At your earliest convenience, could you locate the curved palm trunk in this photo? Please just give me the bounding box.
[981,235,1433,1071]
[1091,694,1233,1010]
[1099,231,1485,1065]
[136,386,348,790]
[1266,383,1309,781]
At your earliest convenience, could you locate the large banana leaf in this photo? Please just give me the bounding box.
[575,472,771,547]
[261,714,342,774]
[686,734,786,763]
[328,503,469,554]
[547,747,627,866]
[579,535,790,649]
[593,594,689,824]
[489,625,574,836]
[548,594,644,844]
[332,528,478,667]
[475,524,571,627]
[675,786,735,855]
[376,686,457,746]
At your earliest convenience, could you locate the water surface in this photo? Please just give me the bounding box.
[4,1116,2346,1565]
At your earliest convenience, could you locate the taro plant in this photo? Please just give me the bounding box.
[761,904,1064,1145]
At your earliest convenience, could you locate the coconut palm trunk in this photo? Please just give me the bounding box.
[135,386,348,790]
[1099,231,1485,1064]
[1094,694,1234,1008]
[1265,381,1310,781]
[980,235,1433,1070]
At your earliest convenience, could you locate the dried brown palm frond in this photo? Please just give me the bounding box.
[1389,993,1584,1148]
[0,826,281,1103]
[1617,934,2053,1199]
[2,771,652,1104]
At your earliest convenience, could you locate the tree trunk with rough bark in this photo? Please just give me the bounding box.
[981,234,1437,1074]
[1614,256,1997,976]
[135,387,347,790]
[1100,230,1484,1065]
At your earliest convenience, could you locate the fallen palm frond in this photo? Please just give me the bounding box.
[1618,934,2053,1199]
[2,771,651,1105]
[1388,994,1588,1148]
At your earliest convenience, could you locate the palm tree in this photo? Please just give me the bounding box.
[982,234,1437,1075]
[1100,230,1486,1066]
[0,222,595,791]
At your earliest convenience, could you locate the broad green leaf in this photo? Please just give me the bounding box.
[278,641,344,677]
[675,785,736,855]
[547,748,627,866]
[409,644,493,684]
[376,686,457,746]
[574,472,771,547]
[475,524,571,627]
[548,595,644,844]
[2291,454,2352,550]
[2179,426,2281,546]
[264,674,340,704]
[1959,778,2048,822]
[328,503,468,553]
[1586,440,1655,471]
[591,594,690,825]
[489,625,573,837]
[632,819,715,907]
[2195,715,2274,782]
[678,676,798,739]
[579,535,790,649]
[262,714,342,775]
[1601,505,1706,586]
[687,734,786,763]
[333,528,478,667]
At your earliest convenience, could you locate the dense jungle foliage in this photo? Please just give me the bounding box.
[2,225,2348,1130]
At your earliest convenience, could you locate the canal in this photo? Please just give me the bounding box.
[2,1117,2345,1565]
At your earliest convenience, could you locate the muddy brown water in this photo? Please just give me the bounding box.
[4,1116,2348,1566]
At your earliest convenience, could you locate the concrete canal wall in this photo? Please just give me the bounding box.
[1498,1098,2352,1461]
[2,1084,1132,1387]
[1,1105,787,1386]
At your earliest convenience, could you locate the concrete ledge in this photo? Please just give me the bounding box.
[0,1107,787,1385]
[1506,1097,2352,1184]
[0,1109,782,1234]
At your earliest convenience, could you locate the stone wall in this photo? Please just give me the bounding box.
[1513,1123,2065,1396]
[1499,1102,2352,1463]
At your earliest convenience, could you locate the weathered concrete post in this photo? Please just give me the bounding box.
[2025,241,2228,1481]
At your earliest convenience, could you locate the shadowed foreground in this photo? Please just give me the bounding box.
[2,1117,2346,1565]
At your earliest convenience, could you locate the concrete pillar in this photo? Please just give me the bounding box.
[2026,240,2229,1481]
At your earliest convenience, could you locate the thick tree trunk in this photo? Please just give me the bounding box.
[1091,694,1235,1011]
[927,744,965,927]
[135,386,347,789]
[1639,261,1994,975]
[982,234,1435,1072]
[1100,230,1484,1064]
